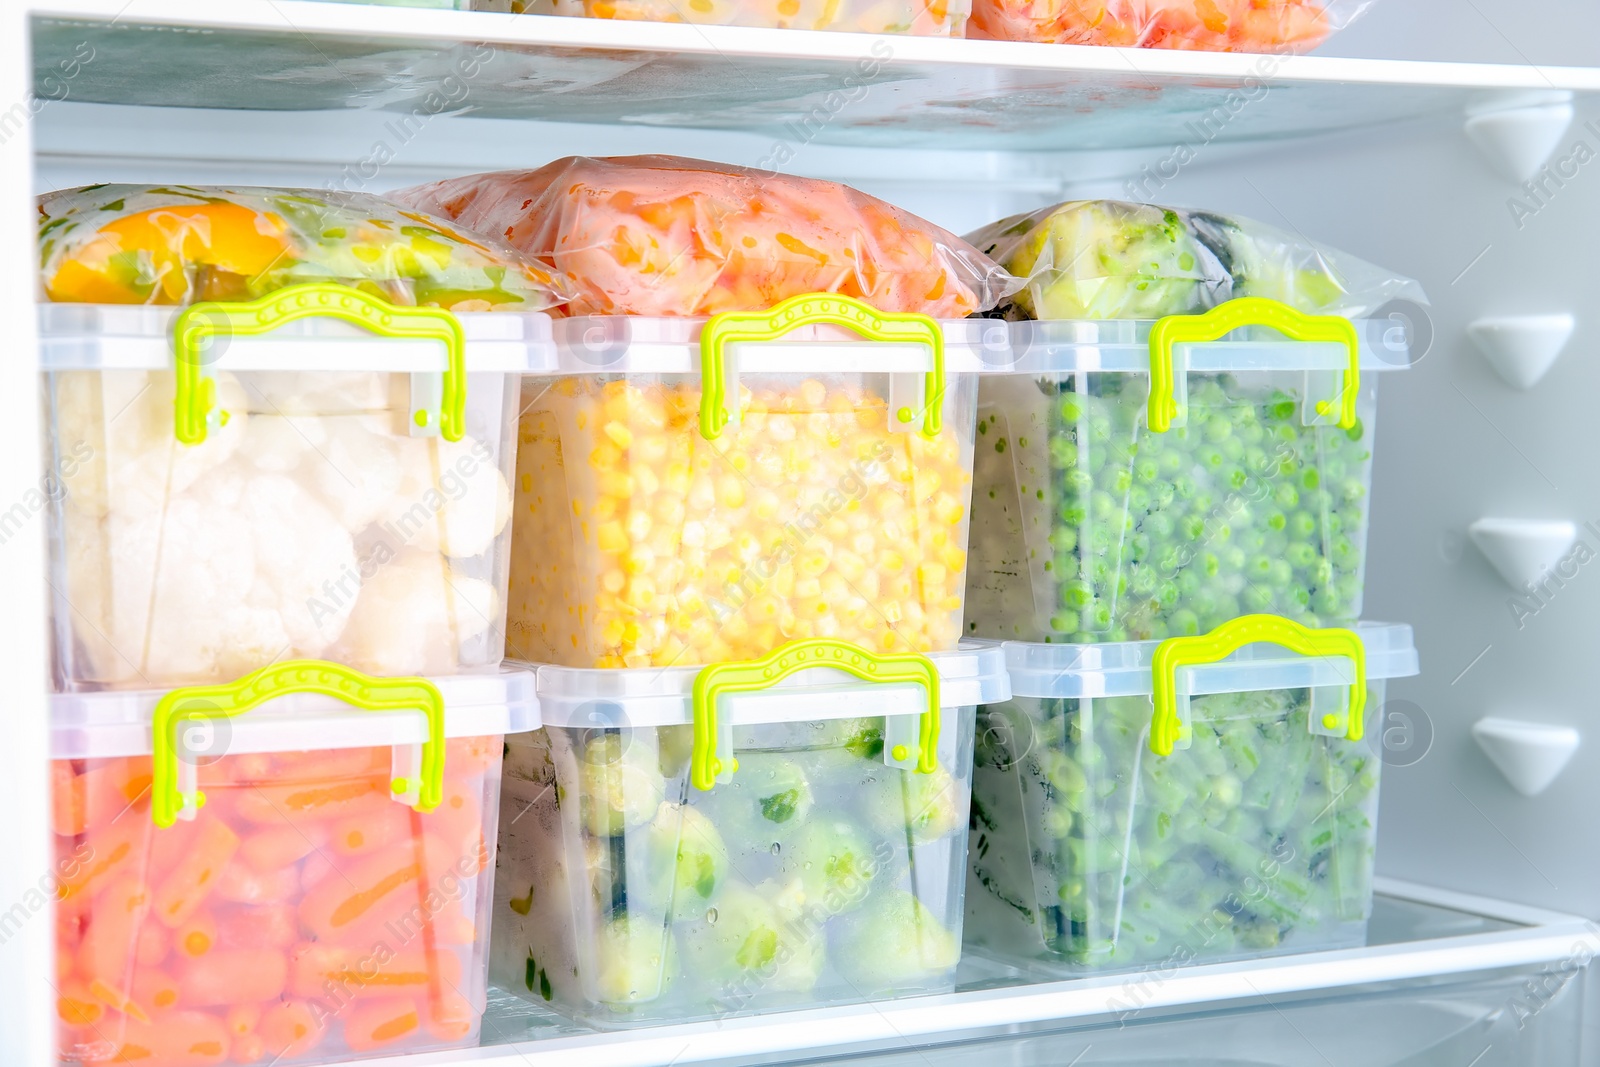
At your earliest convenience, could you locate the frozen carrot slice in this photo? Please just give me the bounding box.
[134,921,168,968]
[224,1004,260,1038]
[271,748,387,781]
[343,998,420,1053]
[97,1010,230,1067]
[424,989,480,1043]
[445,735,499,777]
[296,836,448,943]
[153,820,238,927]
[178,949,288,1007]
[57,818,145,909]
[213,861,299,905]
[287,942,463,1000]
[232,776,390,826]
[239,826,324,871]
[129,968,180,1015]
[57,980,104,1027]
[174,910,216,958]
[328,804,413,858]
[257,1000,324,1059]
[213,904,297,950]
[88,976,151,1023]
[230,1033,265,1064]
[53,760,153,836]
[76,877,150,992]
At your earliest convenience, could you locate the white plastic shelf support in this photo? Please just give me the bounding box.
[1464,91,1577,183]
[1468,314,1577,390]
[1473,717,1581,797]
[1468,517,1579,590]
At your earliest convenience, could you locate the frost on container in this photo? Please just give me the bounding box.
[48,667,531,1066]
[38,185,566,689]
[963,201,1423,644]
[490,649,1000,1027]
[965,623,1417,972]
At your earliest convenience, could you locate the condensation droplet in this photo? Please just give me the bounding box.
[770,842,782,855]
[705,908,718,924]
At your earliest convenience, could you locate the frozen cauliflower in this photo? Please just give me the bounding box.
[54,369,251,517]
[329,549,497,677]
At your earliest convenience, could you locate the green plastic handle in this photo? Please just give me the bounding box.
[698,293,945,442]
[1147,297,1360,434]
[1149,614,1366,757]
[691,638,941,791]
[150,659,447,828]
[171,283,467,446]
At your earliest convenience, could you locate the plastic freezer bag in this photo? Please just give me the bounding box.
[475,0,968,36]
[966,199,1422,322]
[38,184,568,310]
[968,0,1378,52]
[392,156,1014,318]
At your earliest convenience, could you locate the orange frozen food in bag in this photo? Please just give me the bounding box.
[394,155,1014,318]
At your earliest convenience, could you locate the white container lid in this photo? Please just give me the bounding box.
[50,666,539,760]
[37,301,556,373]
[995,316,1415,374]
[1002,622,1418,701]
[531,643,1010,730]
[542,314,1008,375]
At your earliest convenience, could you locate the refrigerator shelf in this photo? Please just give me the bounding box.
[29,0,1600,153]
[335,879,1597,1067]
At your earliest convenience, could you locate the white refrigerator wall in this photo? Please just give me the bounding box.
[28,0,1600,927]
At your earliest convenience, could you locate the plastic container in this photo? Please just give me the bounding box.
[965,616,1418,973]
[50,661,537,1067]
[507,294,998,668]
[968,0,1378,53]
[473,0,968,38]
[492,639,1009,1028]
[40,287,554,690]
[965,298,1412,644]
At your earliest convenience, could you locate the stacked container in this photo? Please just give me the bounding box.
[38,185,562,1063]
[387,157,1020,1027]
[959,199,1423,975]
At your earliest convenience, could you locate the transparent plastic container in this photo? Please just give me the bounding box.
[473,0,970,37]
[508,295,998,669]
[39,288,553,690]
[965,299,1412,644]
[965,616,1418,973]
[492,639,1009,1028]
[50,662,537,1067]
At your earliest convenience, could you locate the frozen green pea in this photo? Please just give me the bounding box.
[1134,457,1160,483]
[1285,541,1317,569]
[1241,585,1273,612]
[1198,446,1226,470]
[1063,469,1094,495]
[1158,450,1184,476]
[1308,558,1334,587]
[1203,416,1232,443]
[1059,397,1085,422]
[1170,609,1201,636]
[1339,478,1366,503]
[1274,484,1299,509]
[1145,511,1175,539]
[1220,436,1245,462]
[1289,511,1318,539]
[1128,485,1151,514]
[1049,436,1080,469]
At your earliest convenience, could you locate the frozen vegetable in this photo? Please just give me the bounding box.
[39,184,566,310]
[968,688,1379,969]
[508,373,976,667]
[493,710,976,1025]
[967,199,1421,321]
[968,0,1376,53]
[480,0,968,35]
[393,156,1013,317]
[53,736,502,1066]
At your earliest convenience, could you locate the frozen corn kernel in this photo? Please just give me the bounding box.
[506,376,973,667]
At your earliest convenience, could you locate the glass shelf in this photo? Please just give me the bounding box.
[30,0,1600,152]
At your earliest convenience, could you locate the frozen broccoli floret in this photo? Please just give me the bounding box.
[640,802,730,921]
[679,882,804,992]
[657,725,694,779]
[866,764,963,845]
[740,754,815,827]
[593,914,675,1006]
[832,890,959,991]
[576,734,665,837]
[791,816,878,916]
